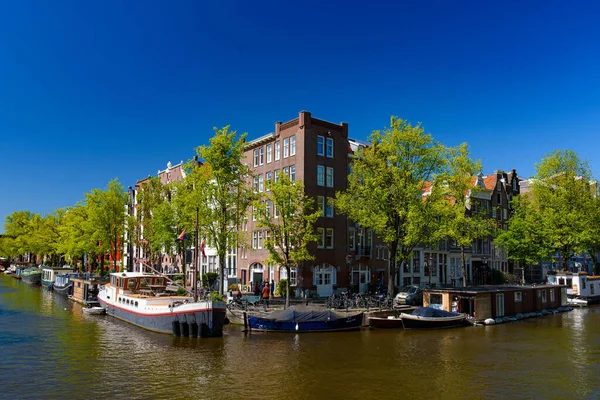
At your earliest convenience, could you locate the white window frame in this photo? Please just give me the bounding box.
[266,144,272,163]
[348,227,355,250]
[275,141,281,161]
[318,196,325,217]
[266,171,272,189]
[259,147,265,165]
[253,149,259,167]
[258,174,264,192]
[326,137,333,158]
[325,228,334,249]
[325,197,334,217]
[326,167,334,187]
[317,165,325,186]
[317,228,325,248]
[274,169,280,183]
[257,231,263,249]
[290,165,296,181]
[317,136,324,156]
[290,135,296,156]
[283,138,289,158]
[514,291,522,302]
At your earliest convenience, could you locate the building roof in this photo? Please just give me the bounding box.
[426,284,564,294]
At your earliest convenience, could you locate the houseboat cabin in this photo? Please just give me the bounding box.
[70,275,108,306]
[424,285,566,322]
[547,273,600,305]
[41,266,74,287]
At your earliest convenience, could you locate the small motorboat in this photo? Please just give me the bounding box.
[398,307,469,329]
[83,306,106,315]
[248,307,364,333]
[567,297,588,307]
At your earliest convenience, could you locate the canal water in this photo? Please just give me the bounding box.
[1,275,599,400]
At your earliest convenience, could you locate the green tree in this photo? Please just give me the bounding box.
[57,203,91,268]
[254,173,320,308]
[442,143,496,287]
[3,211,36,260]
[85,178,129,272]
[533,150,592,270]
[191,126,255,295]
[495,195,552,274]
[134,176,167,270]
[336,116,449,296]
[29,210,65,266]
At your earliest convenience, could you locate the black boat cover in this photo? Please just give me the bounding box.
[411,307,461,318]
[261,306,361,322]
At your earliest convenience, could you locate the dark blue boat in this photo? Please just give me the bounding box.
[248,307,363,333]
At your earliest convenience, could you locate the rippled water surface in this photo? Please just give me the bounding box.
[2,275,600,400]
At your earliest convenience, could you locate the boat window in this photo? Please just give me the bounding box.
[514,292,522,302]
[558,278,565,285]
[566,279,572,287]
[135,301,138,307]
[541,290,547,303]
[430,293,442,305]
[550,289,555,302]
[127,279,137,290]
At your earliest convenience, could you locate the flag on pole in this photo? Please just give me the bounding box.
[200,234,206,258]
[177,228,186,242]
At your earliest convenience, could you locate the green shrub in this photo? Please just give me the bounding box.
[176,287,187,296]
[275,279,288,297]
[209,291,225,302]
[228,283,239,291]
[202,272,219,290]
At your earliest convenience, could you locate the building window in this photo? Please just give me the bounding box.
[266,144,272,163]
[265,200,271,217]
[326,137,334,158]
[317,165,325,186]
[326,167,334,187]
[514,292,522,302]
[253,149,259,167]
[208,256,217,272]
[273,203,279,218]
[257,231,263,249]
[325,228,334,249]
[266,171,272,189]
[283,166,289,179]
[591,285,595,295]
[497,193,502,205]
[274,169,280,183]
[550,288,555,302]
[283,138,289,158]
[348,227,355,250]
[317,136,324,156]
[241,246,247,259]
[290,135,296,156]
[325,197,334,217]
[253,176,259,191]
[503,208,507,220]
[290,268,297,287]
[317,228,325,248]
[318,196,325,217]
[492,208,497,218]
[227,247,237,277]
[258,174,264,192]
[290,165,296,181]
[252,231,258,249]
[541,290,547,303]
[259,147,265,165]
[275,141,281,161]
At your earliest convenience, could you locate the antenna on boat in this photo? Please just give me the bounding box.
[193,207,199,303]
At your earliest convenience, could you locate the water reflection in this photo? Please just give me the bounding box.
[2,275,600,400]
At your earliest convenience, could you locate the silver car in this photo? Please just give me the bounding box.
[395,285,425,306]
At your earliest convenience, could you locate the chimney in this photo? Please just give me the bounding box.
[299,110,311,128]
[341,122,348,138]
[275,121,282,136]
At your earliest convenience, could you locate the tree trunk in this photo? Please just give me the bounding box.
[218,250,226,295]
[461,245,467,287]
[387,242,399,297]
[285,265,291,309]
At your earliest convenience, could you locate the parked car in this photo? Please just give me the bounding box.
[395,285,428,306]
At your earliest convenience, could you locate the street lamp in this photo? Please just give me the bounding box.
[481,255,489,285]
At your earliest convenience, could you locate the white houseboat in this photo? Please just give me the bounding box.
[97,272,226,337]
[42,266,74,288]
[547,272,600,305]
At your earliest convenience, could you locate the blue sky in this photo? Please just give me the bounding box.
[1,0,599,232]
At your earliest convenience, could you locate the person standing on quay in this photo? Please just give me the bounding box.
[262,283,270,308]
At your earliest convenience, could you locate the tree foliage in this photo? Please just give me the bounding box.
[442,143,496,286]
[190,126,255,294]
[254,173,320,308]
[336,116,449,295]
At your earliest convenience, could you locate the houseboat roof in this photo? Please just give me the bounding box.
[108,272,162,278]
[426,284,564,294]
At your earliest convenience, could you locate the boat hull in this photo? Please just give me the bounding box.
[53,282,74,296]
[248,313,363,333]
[400,314,468,329]
[21,273,41,284]
[98,297,227,337]
[369,317,405,329]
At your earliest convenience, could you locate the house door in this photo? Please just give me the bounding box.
[496,293,505,317]
[315,265,335,297]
